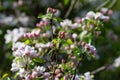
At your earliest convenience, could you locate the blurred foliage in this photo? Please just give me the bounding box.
[0,0,120,80]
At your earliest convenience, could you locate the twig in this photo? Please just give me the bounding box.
[96,0,117,11]
[72,60,82,80]
[50,19,53,40]
[91,66,106,74]
[96,0,110,11]
[0,1,1,7]
[64,0,78,18]
[72,54,85,80]
[108,0,117,9]
[91,64,111,75]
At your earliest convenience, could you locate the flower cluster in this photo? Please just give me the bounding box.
[24,29,41,38]
[0,13,32,26]
[11,42,48,79]
[10,7,111,80]
[4,27,27,43]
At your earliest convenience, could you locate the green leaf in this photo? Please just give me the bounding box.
[64,0,69,5]
[33,58,44,63]
[67,39,73,45]
[4,77,11,80]
[52,38,61,44]
[53,17,63,22]
[0,29,3,35]
[79,31,87,40]
[14,73,19,79]
[38,14,46,18]
[24,39,30,44]
[2,73,9,79]
[38,13,53,19]
[30,62,35,69]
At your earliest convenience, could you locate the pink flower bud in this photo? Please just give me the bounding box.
[47,7,53,13]
[61,59,65,63]
[24,33,32,38]
[75,17,82,23]
[104,16,110,22]
[31,71,38,78]
[65,46,69,50]
[43,21,48,26]
[64,75,69,80]
[80,41,86,47]
[55,69,61,74]
[27,34,33,38]
[49,43,54,48]
[18,0,23,6]
[42,33,48,37]
[26,52,30,56]
[108,10,113,15]
[36,23,41,27]
[59,31,65,38]
[33,33,40,37]
[43,72,50,78]
[56,73,62,78]
[52,9,57,13]
[26,74,33,79]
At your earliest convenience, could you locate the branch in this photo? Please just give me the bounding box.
[96,0,110,11]
[0,0,2,6]
[50,18,54,41]
[64,0,78,18]
[72,54,85,80]
[108,0,117,9]
[96,0,117,11]
[91,64,111,75]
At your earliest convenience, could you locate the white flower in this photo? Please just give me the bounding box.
[19,68,27,77]
[113,56,120,68]
[34,66,46,74]
[35,42,52,48]
[72,33,78,39]
[12,42,26,51]
[43,72,50,78]
[86,11,96,19]
[85,43,96,54]
[4,27,26,43]
[12,42,37,57]
[1,15,16,25]
[95,12,109,20]
[72,75,80,80]
[11,62,19,72]
[31,29,40,37]
[100,8,108,14]
[35,43,47,48]
[18,13,30,26]
[84,72,92,80]
[70,44,75,49]
[70,23,79,29]
[60,19,72,27]
[24,45,37,57]
[31,71,38,78]
[54,9,61,17]
[11,57,26,72]
[46,30,52,37]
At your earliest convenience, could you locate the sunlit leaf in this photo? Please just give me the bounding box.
[2,73,9,79]
[64,0,69,5]
[24,39,30,44]
[67,39,73,45]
